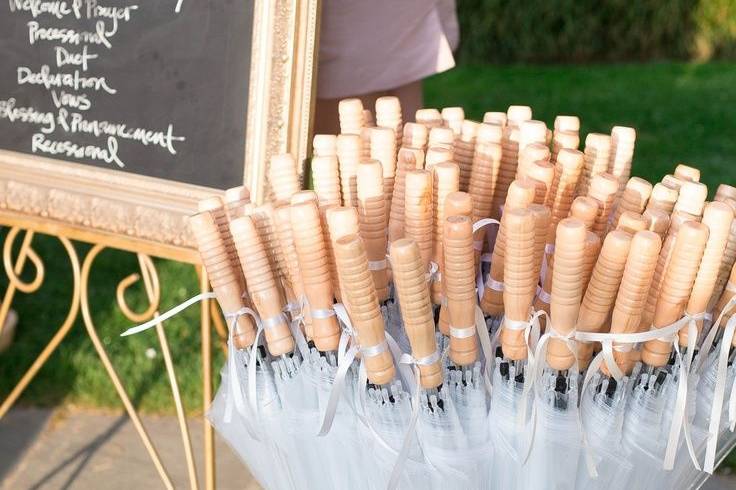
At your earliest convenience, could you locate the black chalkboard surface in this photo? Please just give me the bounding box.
[0,0,253,189]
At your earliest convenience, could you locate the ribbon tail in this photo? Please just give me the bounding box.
[317,343,359,436]
[387,365,422,490]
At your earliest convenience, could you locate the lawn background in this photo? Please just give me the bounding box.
[2,61,736,465]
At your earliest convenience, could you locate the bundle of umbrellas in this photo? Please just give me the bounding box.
[135,100,736,489]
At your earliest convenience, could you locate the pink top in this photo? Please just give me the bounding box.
[317,0,459,99]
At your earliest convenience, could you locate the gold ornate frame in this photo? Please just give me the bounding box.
[0,0,320,488]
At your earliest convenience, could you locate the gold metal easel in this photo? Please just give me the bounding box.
[0,224,228,490]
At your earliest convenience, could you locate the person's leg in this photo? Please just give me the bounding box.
[389,79,423,123]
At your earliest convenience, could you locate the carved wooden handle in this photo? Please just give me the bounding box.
[501,208,536,360]
[507,105,532,123]
[389,147,423,243]
[326,206,360,303]
[674,164,701,182]
[679,201,734,346]
[616,212,648,235]
[404,170,434,270]
[189,211,255,349]
[441,106,465,135]
[643,208,670,240]
[608,231,661,372]
[370,126,397,212]
[428,127,455,152]
[443,216,479,365]
[338,98,364,135]
[545,148,584,243]
[554,116,580,132]
[430,162,460,304]
[646,183,679,215]
[312,155,342,207]
[715,261,736,327]
[356,160,389,302]
[313,134,337,157]
[390,239,442,388]
[291,190,318,205]
[530,204,552,280]
[612,177,652,226]
[547,218,587,370]
[334,234,396,384]
[673,181,708,218]
[524,160,555,205]
[438,192,474,334]
[642,221,709,367]
[577,230,632,365]
[483,111,507,126]
[716,184,736,202]
[376,95,403,149]
[198,196,242,289]
[223,185,251,221]
[245,204,287,299]
[425,146,453,169]
[609,126,636,193]
[416,108,443,129]
[456,120,479,192]
[480,180,535,315]
[569,196,599,231]
[578,133,612,196]
[518,120,548,153]
[587,172,619,238]
[517,143,550,178]
[402,122,429,150]
[468,140,502,225]
[581,232,602,291]
[273,206,305,301]
[552,130,580,164]
[290,201,340,351]
[230,216,294,356]
[336,134,362,208]
[268,153,300,205]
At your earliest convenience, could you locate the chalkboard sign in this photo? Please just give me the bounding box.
[0,0,253,190]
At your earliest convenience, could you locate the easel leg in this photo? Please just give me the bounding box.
[199,266,216,490]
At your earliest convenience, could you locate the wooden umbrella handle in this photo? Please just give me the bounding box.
[326,206,361,304]
[357,160,390,302]
[468,138,502,259]
[388,147,423,243]
[642,221,709,367]
[443,215,478,366]
[608,230,662,373]
[404,169,434,270]
[674,164,701,182]
[716,261,736,326]
[334,234,396,385]
[273,206,306,301]
[480,180,535,315]
[416,108,443,129]
[189,211,255,349]
[230,216,295,356]
[223,185,251,221]
[530,204,552,281]
[612,177,653,226]
[430,162,460,304]
[587,172,619,238]
[646,183,679,215]
[336,134,363,208]
[501,208,536,360]
[577,230,632,365]
[268,153,301,205]
[402,122,429,150]
[290,201,341,352]
[370,126,397,212]
[312,155,342,207]
[616,212,648,235]
[545,148,584,243]
[643,208,670,240]
[569,196,599,231]
[390,239,442,388]
[679,201,734,346]
[547,218,587,370]
[438,192,475,333]
[338,98,364,135]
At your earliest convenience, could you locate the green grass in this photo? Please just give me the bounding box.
[425,61,736,192]
[2,62,736,428]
